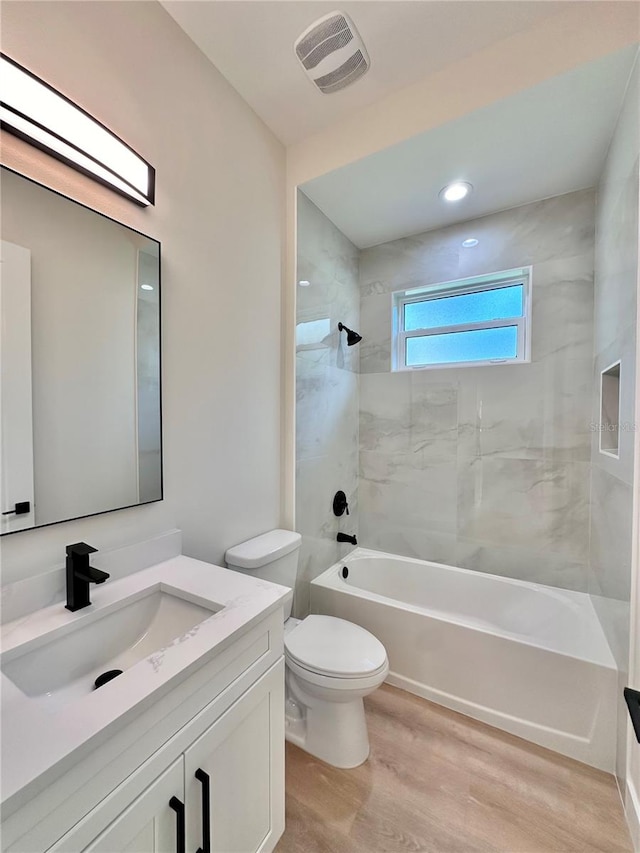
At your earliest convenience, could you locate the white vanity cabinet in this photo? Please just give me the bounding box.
[47,661,284,853]
[2,594,289,853]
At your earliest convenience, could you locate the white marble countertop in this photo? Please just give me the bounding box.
[1,556,291,812]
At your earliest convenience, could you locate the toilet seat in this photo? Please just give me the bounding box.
[286,655,389,693]
[285,615,388,679]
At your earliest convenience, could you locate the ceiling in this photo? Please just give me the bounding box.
[161,1,574,145]
[300,46,638,247]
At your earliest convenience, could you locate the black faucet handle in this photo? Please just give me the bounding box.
[76,566,110,584]
[333,491,350,517]
[66,542,98,556]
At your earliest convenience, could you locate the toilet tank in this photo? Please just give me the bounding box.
[225,529,301,620]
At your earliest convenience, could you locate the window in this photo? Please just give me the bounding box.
[393,267,532,370]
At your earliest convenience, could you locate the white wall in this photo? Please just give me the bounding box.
[628,224,640,844]
[0,0,285,585]
[604,53,640,845]
[589,52,639,788]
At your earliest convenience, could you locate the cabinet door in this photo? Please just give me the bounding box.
[184,660,285,853]
[84,758,184,853]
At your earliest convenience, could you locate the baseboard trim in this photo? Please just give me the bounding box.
[385,670,612,772]
[625,777,640,852]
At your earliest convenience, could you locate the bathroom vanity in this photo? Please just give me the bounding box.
[0,554,291,853]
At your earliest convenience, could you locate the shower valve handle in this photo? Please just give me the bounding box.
[333,491,349,517]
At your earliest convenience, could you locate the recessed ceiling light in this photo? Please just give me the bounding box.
[462,238,479,248]
[141,284,154,291]
[298,280,311,287]
[440,181,473,202]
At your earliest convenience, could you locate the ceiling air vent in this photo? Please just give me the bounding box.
[294,11,370,94]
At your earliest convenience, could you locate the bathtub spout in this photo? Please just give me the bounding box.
[337,532,357,545]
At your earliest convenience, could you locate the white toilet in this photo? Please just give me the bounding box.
[225,529,388,768]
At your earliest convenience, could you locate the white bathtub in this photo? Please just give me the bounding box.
[310,548,617,771]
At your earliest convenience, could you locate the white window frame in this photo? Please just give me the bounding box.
[392,266,533,371]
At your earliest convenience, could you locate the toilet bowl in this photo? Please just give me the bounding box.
[225,530,388,768]
[284,614,388,767]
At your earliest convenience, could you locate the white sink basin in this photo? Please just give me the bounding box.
[1,590,217,712]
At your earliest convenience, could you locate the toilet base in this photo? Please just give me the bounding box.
[285,674,371,768]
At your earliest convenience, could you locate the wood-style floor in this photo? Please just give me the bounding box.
[275,684,631,853]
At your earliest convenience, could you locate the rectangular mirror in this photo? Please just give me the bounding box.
[1,167,162,534]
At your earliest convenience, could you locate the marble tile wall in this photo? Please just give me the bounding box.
[295,191,360,617]
[588,56,638,783]
[359,190,596,592]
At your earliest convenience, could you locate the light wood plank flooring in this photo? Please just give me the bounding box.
[276,684,631,853]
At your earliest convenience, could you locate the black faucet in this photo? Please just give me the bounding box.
[337,532,357,546]
[65,542,109,611]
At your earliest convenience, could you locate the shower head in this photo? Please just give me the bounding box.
[338,322,362,346]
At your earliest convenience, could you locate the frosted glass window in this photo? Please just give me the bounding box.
[393,267,531,370]
[406,326,519,366]
[404,285,523,331]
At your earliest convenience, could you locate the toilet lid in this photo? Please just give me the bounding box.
[285,615,387,678]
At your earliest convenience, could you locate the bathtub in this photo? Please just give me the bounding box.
[310,548,617,771]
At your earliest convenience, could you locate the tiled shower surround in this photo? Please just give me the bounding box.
[296,188,599,613]
[358,190,596,591]
[295,192,360,617]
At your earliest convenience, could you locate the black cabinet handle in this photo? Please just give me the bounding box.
[625,687,640,743]
[195,768,211,853]
[2,501,30,516]
[169,795,186,853]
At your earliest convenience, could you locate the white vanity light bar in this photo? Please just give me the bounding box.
[0,55,155,207]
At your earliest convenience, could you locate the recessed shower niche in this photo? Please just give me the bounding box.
[600,360,621,458]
